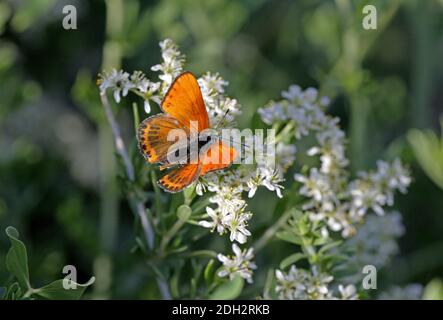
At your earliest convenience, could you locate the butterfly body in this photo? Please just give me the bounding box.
[137,72,237,193]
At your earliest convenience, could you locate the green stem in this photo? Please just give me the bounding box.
[349,95,370,171]
[183,250,218,259]
[132,102,140,136]
[274,122,295,143]
[159,218,187,257]
[408,0,434,129]
[151,170,164,230]
[191,196,211,214]
[23,287,40,299]
[254,209,292,252]
[94,0,125,298]
[262,269,275,300]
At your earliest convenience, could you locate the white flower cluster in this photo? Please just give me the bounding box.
[98,39,185,114]
[200,204,252,244]
[151,39,185,90]
[259,85,334,144]
[198,165,284,245]
[259,84,413,300]
[259,85,411,238]
[338,211,405,284]
[349,159,411,218]
[275,266,358,300]
[198,72,240,128]
[195,63,289,252]
[98,68,163,113]
[217,244,257,284]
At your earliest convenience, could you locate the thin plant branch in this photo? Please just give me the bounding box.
[100,92,135,181]
[254,209,292,252]
[135,202,154,250]
[99,91,171,299]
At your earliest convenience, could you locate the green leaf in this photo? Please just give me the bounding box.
[210,276,244,300]
[408,127,443,190]
[170,266,181,299]
[423,278,443,300]
[190,278,198,298]
[276,231,302,245]
[297,219,309,236]
[5,226,31,290]
[10,0,55,32]
[279,253,305,270]
[4,282,22,300]
[313,237,329,246]
[263,269,275,300]
[318,240,342,254]
[204,259,215,286]
[34,277,95,300]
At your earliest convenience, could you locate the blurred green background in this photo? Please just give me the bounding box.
[0,0,442,299]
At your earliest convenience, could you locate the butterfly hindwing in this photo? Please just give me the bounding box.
[158,163,201,193]
[161,72,210,132]
[137,114,189,164]
[200,141,237,176]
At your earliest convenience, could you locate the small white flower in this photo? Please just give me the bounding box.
[217,244,256,283]
[248,167,284,199]
[258,102,287,125]
[349,185,386,217]
[275,266,334,300]
[195,180,206,196]
[374,159,411,195]
[338,284,358,300]
[143,100,151,114]
[340,211,405,282]
[151,38,185,90]
[295,168,334,204]
[198,72,228,95]
[281,85,302,101]
[199,207,225,235]
[223,210,252,244]
[319,96,331,107]
[98,69,133,103]
[302,87,318,104]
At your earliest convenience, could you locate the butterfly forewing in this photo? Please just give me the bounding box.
[137,114,189,164]
[161,72,210,132]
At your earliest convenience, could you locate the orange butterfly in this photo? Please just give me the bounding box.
[137,72,238,193]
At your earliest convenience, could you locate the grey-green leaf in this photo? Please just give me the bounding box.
[5,226,31,290]
[279,253,305,270]
[35,277,95,300]
[210,276,244,300]
[276,231,303,245]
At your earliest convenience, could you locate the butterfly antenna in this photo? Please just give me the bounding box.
[219,137,251,150]
[214,110,252,150]
[215,109,230,130]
